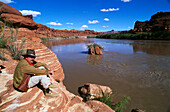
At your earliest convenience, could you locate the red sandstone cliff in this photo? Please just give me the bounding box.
[0,1,103,37]
[134,12,170,32]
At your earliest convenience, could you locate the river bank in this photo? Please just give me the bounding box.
[95,31,170,40]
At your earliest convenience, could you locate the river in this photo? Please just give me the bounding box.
[46,38,170,112]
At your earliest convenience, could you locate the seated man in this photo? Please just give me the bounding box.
[13,49,57,97]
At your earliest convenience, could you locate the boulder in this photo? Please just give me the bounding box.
[88,47,95,55]
[87,43,103,55]
[86,100,115,112]
[95,46,103,55]
[78,83,112,101]
[0,1,22,16]
[131,108,145,112]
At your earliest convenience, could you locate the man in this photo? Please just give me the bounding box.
[13,49,57,97]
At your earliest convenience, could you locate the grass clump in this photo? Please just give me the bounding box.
[92,91,131,112]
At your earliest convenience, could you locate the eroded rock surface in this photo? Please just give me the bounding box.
[78,83,112,101]
[0,1,22,16]
[134,12,170,32]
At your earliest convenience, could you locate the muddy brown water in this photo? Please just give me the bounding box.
[46,38,170,112]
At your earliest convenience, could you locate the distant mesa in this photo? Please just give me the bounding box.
[103,30,120,34]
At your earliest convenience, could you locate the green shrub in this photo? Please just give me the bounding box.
[92,91,131,112]
[113,96,131,112]
[93,91,113,107]
[39,37,50,43]
[0,36,6,48]
[6,27,26,60]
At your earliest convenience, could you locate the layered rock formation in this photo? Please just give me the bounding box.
[36,24,103,37]
[134,12,170,32]
[0,2,115,112]
[0,1,22,16]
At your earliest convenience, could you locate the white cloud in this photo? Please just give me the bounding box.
[47,22,62,26]
[66,23,74,25]
[128,26,131,28]
[88,20,99,24]
[100,8,119,12]
[0,0,14,3]
[80,25,88,30]
[19,10,41,17]
[104,18,109,21]
[103,26,109,28]
[121,0,131,2]
[81,25,88,28]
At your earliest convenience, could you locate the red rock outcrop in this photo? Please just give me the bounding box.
[95,46,103,55]
[0,1,103,37]
[0,13,38,30]
[134,12,170,32]
[88,46,103,55]
[0,1,22,16]
[88,47,96,55]
[86,100,115,112]
[36,23,103,38]
[78,83,112,101]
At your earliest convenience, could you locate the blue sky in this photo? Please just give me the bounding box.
[1,0,170,32]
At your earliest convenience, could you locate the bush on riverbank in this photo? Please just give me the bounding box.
[92,91,131,112]
[96,31,170,40]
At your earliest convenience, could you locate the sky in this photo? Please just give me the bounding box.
[1,0,170,32]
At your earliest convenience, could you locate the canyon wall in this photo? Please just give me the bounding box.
[134,12,170,32]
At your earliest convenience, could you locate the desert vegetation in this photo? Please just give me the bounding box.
[92,91,131,112]
[0,21,26,60]
[96,31,170,40]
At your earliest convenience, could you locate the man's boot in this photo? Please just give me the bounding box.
[45,88,58,97]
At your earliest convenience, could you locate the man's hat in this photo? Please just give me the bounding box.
[22,49,36,57]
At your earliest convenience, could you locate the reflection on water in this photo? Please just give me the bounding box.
[132,41,170,55]
[47,38,170,112]
[44,39,93,49]
[87,55,103,65]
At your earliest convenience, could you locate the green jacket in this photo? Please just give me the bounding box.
[13,59,50,92]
